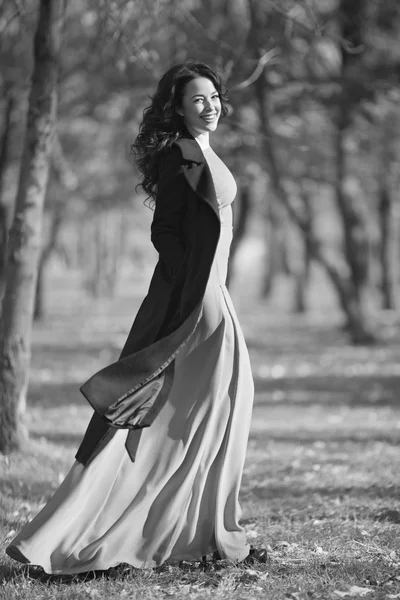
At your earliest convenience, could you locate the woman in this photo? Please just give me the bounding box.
[6,60,265,573]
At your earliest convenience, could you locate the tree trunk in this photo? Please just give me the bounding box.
[334,0,372,310]
[227,182,251,288]
[292,188,312,314]
[34,255,45,321]
[0,0,64,454]
[261,197,291,299]
[34,136,76,320]
[376,109,397,310]
[334,109,370,309]
[0,90,16,304]
[378,183,396,309]
[36,133,78,319]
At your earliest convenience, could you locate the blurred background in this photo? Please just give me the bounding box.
[1,0,400,369]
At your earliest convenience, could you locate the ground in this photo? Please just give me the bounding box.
[0,270,400,600]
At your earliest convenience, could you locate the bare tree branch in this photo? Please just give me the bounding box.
[99,0,156,75]
[0,9,20,36]
[231,48,280,91]
[179,6,245,56]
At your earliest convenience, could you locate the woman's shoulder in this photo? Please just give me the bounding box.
[158,136,203,177]
[173,136,203,164]
[157,144,185,181]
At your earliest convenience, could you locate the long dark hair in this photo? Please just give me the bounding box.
[131,60,229,201]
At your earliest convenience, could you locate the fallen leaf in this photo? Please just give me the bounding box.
[240,570,259,584]
[334,586,373,597]
[85,589,101,599]
[247,530,259,539]
[285,588,310,600]
[5,530,16,540]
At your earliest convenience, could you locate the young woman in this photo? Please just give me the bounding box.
[6,60,266,573]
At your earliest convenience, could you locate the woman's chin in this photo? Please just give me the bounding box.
[202,120,219,132]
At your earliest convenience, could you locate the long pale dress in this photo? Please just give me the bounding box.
[6,145,255,574]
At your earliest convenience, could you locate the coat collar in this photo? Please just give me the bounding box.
[175,133,205,165]
[174,133,219,219]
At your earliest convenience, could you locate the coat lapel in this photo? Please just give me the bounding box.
[175,136,219,219]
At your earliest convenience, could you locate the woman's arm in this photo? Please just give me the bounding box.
[151,145,187,279]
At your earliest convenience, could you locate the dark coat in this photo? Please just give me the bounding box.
[75,133,221,466]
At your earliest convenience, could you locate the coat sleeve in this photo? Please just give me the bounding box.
[151,145,187,279]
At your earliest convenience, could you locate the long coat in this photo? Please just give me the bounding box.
[75,133,221,466]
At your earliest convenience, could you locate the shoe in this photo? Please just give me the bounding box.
[243,547,268,564]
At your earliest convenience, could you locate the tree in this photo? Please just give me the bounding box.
[0,89,16,303]
[333,0,372,312]
[247,0,376,343]
[0,0,65,453]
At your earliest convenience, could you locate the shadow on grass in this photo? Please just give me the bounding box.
[27,373,400,413]
[246,316,400,354]
[32,341,116,361]
[249,483,400,502]
[254,375,400,408]
[0,478,56,506]
[30,430,83,447]
[0,563,130,586]
[28,381,87,409]
[249,431,400,446]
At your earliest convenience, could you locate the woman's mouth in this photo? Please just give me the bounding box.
[201,114,218,123]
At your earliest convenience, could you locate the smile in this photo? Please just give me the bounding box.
[201,114,218,122]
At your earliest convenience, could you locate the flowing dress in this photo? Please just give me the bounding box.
[6,145,255,574]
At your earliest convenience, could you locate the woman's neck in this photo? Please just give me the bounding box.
[185,126,210,150]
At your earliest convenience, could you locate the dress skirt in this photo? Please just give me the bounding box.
[6,202,255,574]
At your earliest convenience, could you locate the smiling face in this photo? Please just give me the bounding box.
[178,77,221,135]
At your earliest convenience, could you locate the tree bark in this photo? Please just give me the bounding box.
[292,188,312,314]
[261,197,291,299]
[0,90,16,304]
[376,109,397,310]
[334,106,370,310]
[378,183,396,309]
[334,0,372,310]
[34,135,77,320]
[0,0,64,454]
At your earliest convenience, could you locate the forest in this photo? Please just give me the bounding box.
[0,1,400,599]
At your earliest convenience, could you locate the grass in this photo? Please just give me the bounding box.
[1,276,400,599]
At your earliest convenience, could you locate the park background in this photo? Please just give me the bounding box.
[0,1,400,599]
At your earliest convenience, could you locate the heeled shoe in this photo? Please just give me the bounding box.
[243,546,268,564]
[201,550,222,564]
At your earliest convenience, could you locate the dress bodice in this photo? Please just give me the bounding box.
[201,146,236,285]
[201,146,237,209]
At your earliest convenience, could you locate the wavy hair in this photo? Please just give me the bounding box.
[131,60,229,202]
